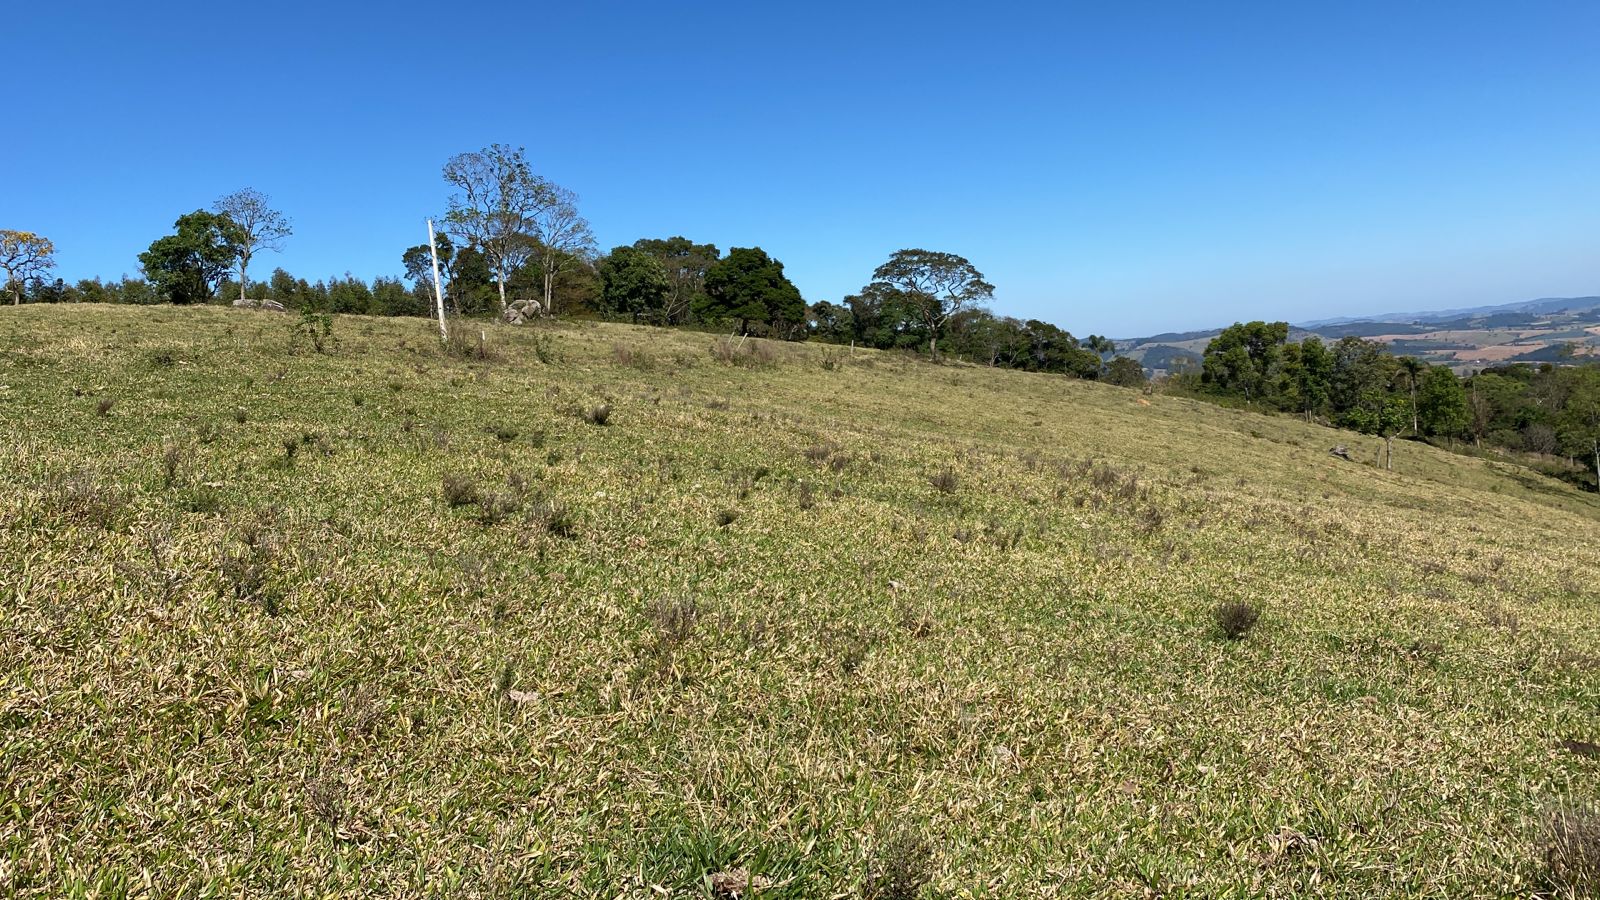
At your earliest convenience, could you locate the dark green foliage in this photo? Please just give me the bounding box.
[699,247,806,338]
[139,211,241,304]
[1417,366,1470,441]
[597,245,673,322]
[1104,356,1147,388]
[1201,321,1289,400]
[867,248,995,356]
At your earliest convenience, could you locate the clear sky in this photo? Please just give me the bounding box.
[7,1,1599,336]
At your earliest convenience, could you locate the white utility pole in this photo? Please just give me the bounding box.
[427,218,448,341]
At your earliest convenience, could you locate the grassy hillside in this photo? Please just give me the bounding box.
[2,305,1598,898]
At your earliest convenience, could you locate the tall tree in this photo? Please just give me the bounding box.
[213,189,291,304]
[0,230,57,305]
[700,247,805,337]
[1201,321,1290,401]
[532,185,595,316]
[1557,366,1600,490]
[597,245,672,322]
[867,249,994,356]
[442,144,552,314]
[138,211,241,305]
[1417,365,1470,446]
[1396,356,1425,434]
[633,237,720,325]
[403,233,455,288]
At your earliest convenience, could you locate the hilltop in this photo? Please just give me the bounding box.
[2,305,1598,897]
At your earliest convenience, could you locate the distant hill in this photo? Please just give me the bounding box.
[1119,296,1600,373]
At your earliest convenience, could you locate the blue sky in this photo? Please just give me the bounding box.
[7,1,1600,336]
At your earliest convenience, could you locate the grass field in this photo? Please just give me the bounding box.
[2,305,1598,898]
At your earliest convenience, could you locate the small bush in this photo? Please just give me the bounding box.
[1214,600,1261,640]
[442,473,480,508]
[863,828,933,900]
[928,467,959,494]
[1544,802,1600,896]
[95,397,115,417]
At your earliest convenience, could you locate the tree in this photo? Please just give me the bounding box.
[866,249,994,356]
[213,189,291,304]
[1417,365,1469,446]
[403,233,455,289]
[532,185,595,316]
[0,230,56,305]
[1201,321,1289,401]
[138,211,241,304]
[1294,336,1332,421]
[442,144,553,314]
[1396,356,1425,434]
[1105,356,1147,388]
[597,245,672,322]
[1557,366,1600,491]
[633,237,720,325]
[700,247,806,337]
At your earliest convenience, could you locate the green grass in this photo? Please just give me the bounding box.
[2,305,1598,898]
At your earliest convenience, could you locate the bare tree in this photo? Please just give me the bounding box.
[213,189,291,304]
[532,186,596,316]
[0,230,57,305]
[442,145,553,315]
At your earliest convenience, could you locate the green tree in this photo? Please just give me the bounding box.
[633,236,719,325]
[1557,366,1600,490]
[597,245,672,322]
[139,211,242,304]
[1201,321,1289,401]
[699,247,806,338]
[866,249,994,356]
[0,230,56,305]
[1105,356,1147,388]
[1396,356,1425,434]
[1295,336,1332,421]
[1417,365,1470,446]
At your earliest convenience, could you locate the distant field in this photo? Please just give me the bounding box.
[2,306,1598,897]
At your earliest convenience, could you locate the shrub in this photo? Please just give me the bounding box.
[1214,600,1261,640]
[442,473,480,508]
[928,467,959,494]
[585,403,612,426]
[863,828,933,900]
[290,309,335,353]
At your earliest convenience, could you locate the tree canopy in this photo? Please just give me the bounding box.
[699,247,805,338]
[138,211,242,305]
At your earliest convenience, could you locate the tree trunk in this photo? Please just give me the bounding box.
[1593,444,1599,493]
[496,276,508,313]
[543,268,554,316]
[1385,436,1394,471]
[238,254,250,303]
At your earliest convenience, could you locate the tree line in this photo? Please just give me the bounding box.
[1179,320,1600,486]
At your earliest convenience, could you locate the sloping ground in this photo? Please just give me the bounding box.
[1,306,1597,898]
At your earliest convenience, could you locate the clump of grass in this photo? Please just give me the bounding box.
[220,522,281,615]
[797,479,816,510]
[1214,600,1261,640]
[486,424,519,443]
[526,496,575,537]
[863,827,934,900]
[442,473,480,508]
[302,766,347,834]
[928,467,959,494]
[710,337,777,367]
[649,597,699,645]
[613,343,654,369]
[1544,801,1600,896]
[716,508,739,527]
[43,471,128,530]
[150,350,176,368]
[585,403,612,426]
[95,397,115,417]
[178,485,223,514]
[160,443,184,487]
[232,406,248,424]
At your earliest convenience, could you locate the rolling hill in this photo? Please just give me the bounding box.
[2,305,1597,897]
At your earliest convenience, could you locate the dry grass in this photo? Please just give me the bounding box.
[1,305,1599,897]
